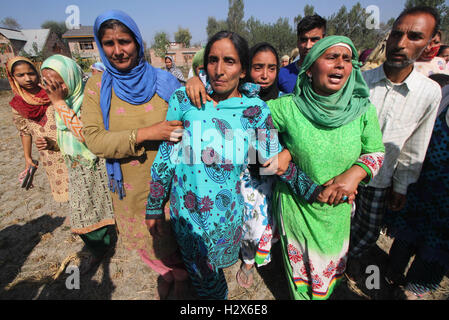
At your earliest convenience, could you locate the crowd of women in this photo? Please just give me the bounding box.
[5,7,449,300]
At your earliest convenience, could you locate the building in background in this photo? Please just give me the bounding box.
[21,29,71,58]
[0,27,70,79]
[62,26,100,63]
[149,42,202,72]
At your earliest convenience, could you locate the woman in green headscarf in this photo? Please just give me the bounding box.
[267,36,385,300]
[40,55,115,270]
[192,48,204,77]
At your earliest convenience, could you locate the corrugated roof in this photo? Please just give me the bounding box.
[0,28,26,41]
[62,25,94,38]
[21,29,50,55]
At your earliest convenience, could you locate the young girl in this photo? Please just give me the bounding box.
[40,54,115,271]
[7,57,69,202]
[237,43,286,288]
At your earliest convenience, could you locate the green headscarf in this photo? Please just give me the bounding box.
[192,48,204,76]
[292,36,371,128]
[41,54,97,167]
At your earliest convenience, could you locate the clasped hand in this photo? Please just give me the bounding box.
[317,165,367,206]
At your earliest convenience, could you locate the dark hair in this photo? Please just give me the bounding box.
[249,42,280,67]
[246,42,280,82]
[247,42,281,101]
[438,45,449,55]
[396,6,440,37]
[98,19,140,51]
[11,60,38,75]
[204,31,249,80]
[429,73,449,88]
[297,14,327,37]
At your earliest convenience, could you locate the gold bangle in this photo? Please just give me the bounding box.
[129,129,138,151]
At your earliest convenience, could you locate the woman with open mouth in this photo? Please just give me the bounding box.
[268,36,385,300]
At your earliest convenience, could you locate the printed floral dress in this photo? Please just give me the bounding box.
[146,87,321,298]
[269,96,385,300]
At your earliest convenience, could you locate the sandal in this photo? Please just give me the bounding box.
[21,160,38,190]
[236,263,254,289]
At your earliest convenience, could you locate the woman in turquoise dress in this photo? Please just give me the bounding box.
[146,31,322,299]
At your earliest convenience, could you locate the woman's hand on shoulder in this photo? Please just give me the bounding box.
[185,76,212,109]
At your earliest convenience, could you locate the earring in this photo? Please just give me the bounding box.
[306,72,312,82]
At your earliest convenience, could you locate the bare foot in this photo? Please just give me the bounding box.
[236,263,254,289]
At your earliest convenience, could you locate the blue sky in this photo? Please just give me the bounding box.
[0,0,436,45]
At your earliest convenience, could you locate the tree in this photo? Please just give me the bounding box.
[175,27,192,48]
[304,5,316,16]
[327,5,349,38]
[152,32,170,58]
[0,17,21,29]
[227,0,246,33]
[19,42,48,63]
[405,0,447,10]
[327,3,388,51]
[206,0,248,40]
[294,5,316,29]
[206,17,227,40]
[246,17,296,57]
[41,21,68,38]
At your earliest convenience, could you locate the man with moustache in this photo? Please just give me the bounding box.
[347,6,442,282]
[278,14,326,93]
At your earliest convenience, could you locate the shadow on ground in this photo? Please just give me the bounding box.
[0,220,118,300]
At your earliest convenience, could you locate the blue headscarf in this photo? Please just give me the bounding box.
[93,10,181,199]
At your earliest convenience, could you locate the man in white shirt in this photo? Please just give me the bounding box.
[348,6,443,280]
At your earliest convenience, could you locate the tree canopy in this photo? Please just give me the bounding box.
[0,17,21,30]
[41,21,68,38]
[205,1,402,57]
[152,32,170,58]
[175,27,192,48]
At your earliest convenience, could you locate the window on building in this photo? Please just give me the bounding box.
[79,42,94,50]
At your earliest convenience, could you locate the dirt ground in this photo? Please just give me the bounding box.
[0,90,447,301]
